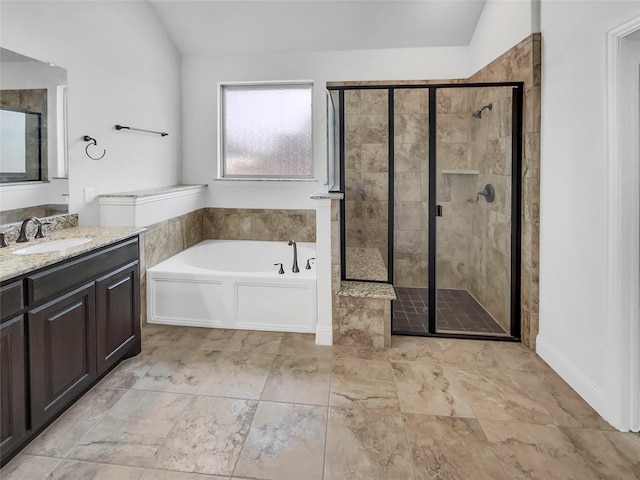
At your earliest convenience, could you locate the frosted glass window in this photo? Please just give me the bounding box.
[221,83,313,178]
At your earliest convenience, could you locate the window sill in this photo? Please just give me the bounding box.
[212,178,319,183]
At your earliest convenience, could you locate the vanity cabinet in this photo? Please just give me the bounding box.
[96,263,139,374]
[28,283,97,428]
[0,314,26,457]
[0,236,141,465]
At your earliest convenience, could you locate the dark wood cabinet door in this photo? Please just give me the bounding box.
[0,316,26,456]
[96,262,140,374]
[28,283,96,429]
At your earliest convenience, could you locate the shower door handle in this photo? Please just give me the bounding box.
[435,205,443,217]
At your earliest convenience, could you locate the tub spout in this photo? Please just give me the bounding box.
[288,240,300,273]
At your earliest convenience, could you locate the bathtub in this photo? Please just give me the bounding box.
[146,240,317,333]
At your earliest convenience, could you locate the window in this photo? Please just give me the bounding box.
[220,82,313,178]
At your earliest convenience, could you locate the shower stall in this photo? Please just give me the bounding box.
[328,83,523,339]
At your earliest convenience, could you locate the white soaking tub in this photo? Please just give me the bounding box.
[146,240,317,333]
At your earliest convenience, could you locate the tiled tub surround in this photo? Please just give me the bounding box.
[204,208,316,243]
[140,207,317,325]
[2,325,638,480]
[147,240,318,333]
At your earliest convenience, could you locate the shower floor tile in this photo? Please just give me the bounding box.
[392,287,507,335]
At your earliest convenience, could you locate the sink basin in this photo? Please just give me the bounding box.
[12,237,93,255]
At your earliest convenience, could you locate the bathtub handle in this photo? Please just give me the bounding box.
[274,263,285,274]
[305,257,316,270]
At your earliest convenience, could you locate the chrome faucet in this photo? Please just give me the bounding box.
[288,240,300,273]
[17,216,45,243]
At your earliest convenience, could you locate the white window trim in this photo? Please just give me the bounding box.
[217,80,315,181]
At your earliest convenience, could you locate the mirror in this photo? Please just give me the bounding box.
[0,47,69,223]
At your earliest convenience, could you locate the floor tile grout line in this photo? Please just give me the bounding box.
[144,388,199,472]
[59,385,137,462]
[399,412,418,480]
[127,383,337,408]
[6,455,64,480]
[7,327,629,479]
[322,350,337,480]
[475,418,521,480]
[229,353,278,478]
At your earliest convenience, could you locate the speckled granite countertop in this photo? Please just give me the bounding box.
[0,226,145,282]
[310,192,344,200]
[98,184,206,198]
[345,247,388,281]
[338,281,396,300]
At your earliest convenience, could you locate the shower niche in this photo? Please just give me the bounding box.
[328,83,522,340]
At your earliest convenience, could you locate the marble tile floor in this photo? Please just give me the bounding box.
[393,287,507,335]
[2,325,639,480]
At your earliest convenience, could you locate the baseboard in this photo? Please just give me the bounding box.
[536,334,606,416]
[315,324,333,345]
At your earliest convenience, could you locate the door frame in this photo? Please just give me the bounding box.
[605,15,640,432]
[428,83,523,341]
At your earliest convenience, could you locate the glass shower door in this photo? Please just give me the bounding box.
[433,85,517,336]
[342,88,391,283]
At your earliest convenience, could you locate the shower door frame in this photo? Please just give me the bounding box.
[426,83,523,341]
[329,82,524,342]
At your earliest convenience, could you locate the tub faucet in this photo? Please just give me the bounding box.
[17,217,45,243]
[288,240,300,273]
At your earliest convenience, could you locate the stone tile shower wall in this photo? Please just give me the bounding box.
[344,89,389,269]
[435,88,475,293]
[393,89,429,287]
[470,34,541,348]
[328,33,541,349]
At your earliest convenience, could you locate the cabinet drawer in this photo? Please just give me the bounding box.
[1,281,24,321]
[27,237,138,305]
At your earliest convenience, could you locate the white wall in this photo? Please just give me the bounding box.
[182,46,469,209]
[538,0,640,416]
[469,0,538,74]
[0,0,181,225]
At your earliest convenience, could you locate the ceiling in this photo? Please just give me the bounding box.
[149,0,487,55]
[0,47,39,62]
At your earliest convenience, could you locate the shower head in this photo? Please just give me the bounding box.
[472,103,493,118]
